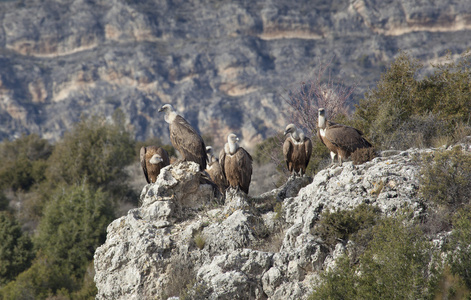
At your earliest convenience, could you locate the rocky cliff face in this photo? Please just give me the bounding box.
[94,147,448,299]
[1,0,471,148]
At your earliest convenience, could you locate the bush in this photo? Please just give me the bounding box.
[310,217,440,300]
[0,134,52,191]
[0,191,8,211]
[356,218,439,299]
[0,212,34,285]
[419,146,471,209]
[309,255,357,300]
[314,204,381,249]
[34,183,115,281]
[446,207,471,290]
[46,113,135,190]
[353,50,471,150]
[0,254,75,300]
[2,183,115,298]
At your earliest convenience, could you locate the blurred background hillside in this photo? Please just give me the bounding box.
[1,0,470,148]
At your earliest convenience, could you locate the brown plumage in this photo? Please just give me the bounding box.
[205,146,229,194]
[283,124,313,176]
[158,104,207,170]
[317,108,372,165]
[219,133,253,194]
[140,146,170,183]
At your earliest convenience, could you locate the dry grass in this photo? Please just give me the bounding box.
[163,255,196,299]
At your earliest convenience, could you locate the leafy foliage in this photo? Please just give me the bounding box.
[46,113,135,189]
[311,217,440,300]
[353,51,471,150]
[34,183,115,281]
[0,191,8,211]
[0,134,53,191]
[419,146,471,209]
[314,204,380,248]
[0,212,34,285]
[446,207,471,290]
[0,111,137,298]
[0,254,76,300]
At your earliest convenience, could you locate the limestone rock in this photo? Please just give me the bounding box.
[94,148,454,299]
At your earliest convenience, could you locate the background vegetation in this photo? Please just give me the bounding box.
[0,50,470,299]
[0,111,147,299]
[259,50,471,179]
[305,50,471,299]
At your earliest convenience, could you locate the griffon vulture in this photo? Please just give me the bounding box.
[205,146,229,194]
[317,108,372,165]
[219,133,253,194]
[140,146,170,183]
[283,124,313,176]
[158,104,207,170]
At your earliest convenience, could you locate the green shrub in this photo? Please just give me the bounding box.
[353,50,471,150]
[34,183,115,281]
[310,218,440,300]
[446,207,471,290]
[419,146,471,209]
[0,191,8,211]
[310,254,357,300]
[2,183,114,298]
[46,113,135,189]
[314,203,381,248]
[0,212,34,285]
[0,134,52,191]
[0,254,75,300]
[352,52,423,149]
[356,218,439,299]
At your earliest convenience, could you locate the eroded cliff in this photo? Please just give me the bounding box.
[1,0,470,148]
[93,145,461,299]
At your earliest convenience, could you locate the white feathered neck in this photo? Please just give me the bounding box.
[164,110,178,124]
[225,139,239,155]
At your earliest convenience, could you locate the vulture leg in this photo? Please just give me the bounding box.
[330,152,337,166]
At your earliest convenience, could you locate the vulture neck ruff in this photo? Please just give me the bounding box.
[318,114,326,130]
[226,141,239,156]
[290,131,305,145]
[318,113,327,138]
[164,110,178,124]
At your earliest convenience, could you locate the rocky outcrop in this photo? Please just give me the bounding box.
[94,147,442,299]
[1,0,471,146]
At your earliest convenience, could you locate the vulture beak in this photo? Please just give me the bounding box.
[158,107,164,112]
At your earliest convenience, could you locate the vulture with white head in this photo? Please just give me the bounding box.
[219,133,253,194]
[140,146,170,183]
[283,124,313,176]
[317,108,372,165]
